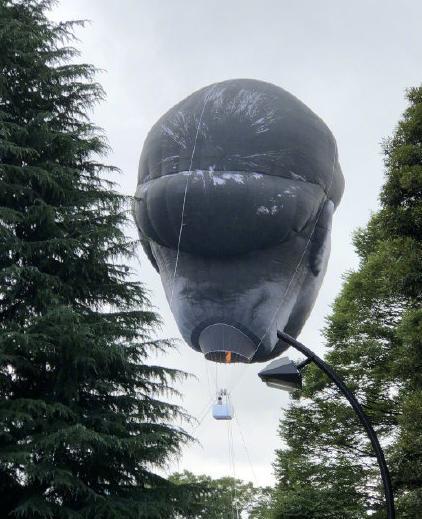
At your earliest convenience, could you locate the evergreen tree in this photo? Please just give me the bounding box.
[0,1,194,516]
[267,87,422,518]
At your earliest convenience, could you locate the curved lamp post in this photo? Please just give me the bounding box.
[259,330,395,519]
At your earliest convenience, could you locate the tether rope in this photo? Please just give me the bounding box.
[192,397,214,431]
[229,145,338,394]
[227,418,241,519]
[255,146,337,349]
[234,413,258,485]
[204,356,214,401]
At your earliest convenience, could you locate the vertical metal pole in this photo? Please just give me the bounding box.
[277,330,395,519]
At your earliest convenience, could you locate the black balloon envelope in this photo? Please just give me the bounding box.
[134,79,344,363]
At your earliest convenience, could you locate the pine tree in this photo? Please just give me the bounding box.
[0,1,194,516]
[267,87,422,518]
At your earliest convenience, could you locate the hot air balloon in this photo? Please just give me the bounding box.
[134,79,344,364]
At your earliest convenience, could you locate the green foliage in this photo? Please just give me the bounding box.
[271,449,366,518]
[0,1,194,517]
[267,87,422,518]
[169,471,272,519]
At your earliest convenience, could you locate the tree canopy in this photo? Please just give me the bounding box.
[170,471,272,519]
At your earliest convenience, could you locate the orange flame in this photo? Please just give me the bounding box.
[225,351,232,364]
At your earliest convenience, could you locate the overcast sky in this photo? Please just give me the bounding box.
[51,0,422,487]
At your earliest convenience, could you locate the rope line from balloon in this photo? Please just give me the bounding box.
[192,398,214,431]
[203,356,215,402]
[226,422,235,519]
[255,145,338,349]
[229,145,338,394]
[234,413,258,486]
[227,418,241,519]
[169,89,214,307]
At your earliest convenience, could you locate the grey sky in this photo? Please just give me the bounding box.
[51,0,422,486]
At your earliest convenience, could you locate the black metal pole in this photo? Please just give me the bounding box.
[277,330,395,519]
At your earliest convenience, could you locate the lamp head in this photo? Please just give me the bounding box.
[258,357,302,392]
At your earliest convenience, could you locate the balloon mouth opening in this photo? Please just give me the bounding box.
[197,322,258,364]
[204,350,250,364]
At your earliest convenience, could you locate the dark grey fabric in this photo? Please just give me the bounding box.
[134,79,344,363]
[138,79,343,205]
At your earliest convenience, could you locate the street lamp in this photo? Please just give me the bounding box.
[258,330,395,519]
